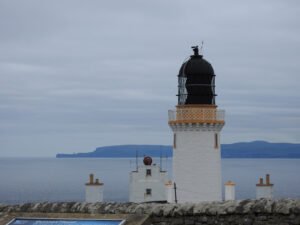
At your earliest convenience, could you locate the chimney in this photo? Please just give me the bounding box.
[266,174,270,185]
[85,176,104,203]
[256,174,274,199]
[224,181,236,201]
[89,174,94,184]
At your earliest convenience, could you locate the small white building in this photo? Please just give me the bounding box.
[165,180,174,203]
[85,173,104,203]
[224,180,236,201]
[256,174,273,199]
[129,156,170,203]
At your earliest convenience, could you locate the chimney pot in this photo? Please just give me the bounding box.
[266,174,270,185]
[89,174,94,184]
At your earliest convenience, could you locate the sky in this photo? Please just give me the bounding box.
[0,0,300,157]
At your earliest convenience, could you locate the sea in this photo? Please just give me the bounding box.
[0,158,299,204]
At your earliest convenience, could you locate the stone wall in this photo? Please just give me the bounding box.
[0,199,299,225]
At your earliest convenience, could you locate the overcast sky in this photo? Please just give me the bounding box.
[0,0,299,157]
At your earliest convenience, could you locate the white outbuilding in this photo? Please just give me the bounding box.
[224,180,236,201]
[85,173,104,203]
[129,156,171,203]
[256,174,273,199]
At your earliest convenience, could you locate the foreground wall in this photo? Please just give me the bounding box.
[0,199,300,225]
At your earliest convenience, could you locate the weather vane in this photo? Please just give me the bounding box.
[191,41,204,56]
[191,45,199,55]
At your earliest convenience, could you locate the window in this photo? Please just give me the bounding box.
[146,188,152,195]
[215,133,218,149]
[173,133,176,149]
[146,169,151,176]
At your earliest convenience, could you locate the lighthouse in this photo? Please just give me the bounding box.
[168,46,225,202]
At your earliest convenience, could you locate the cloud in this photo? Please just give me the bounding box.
[0,0,299,156]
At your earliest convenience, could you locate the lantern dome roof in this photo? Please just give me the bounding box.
[177,46,216,105]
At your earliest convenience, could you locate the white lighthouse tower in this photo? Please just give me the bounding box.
[168,46,225,203]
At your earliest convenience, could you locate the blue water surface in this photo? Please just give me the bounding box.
[0,158,299,204]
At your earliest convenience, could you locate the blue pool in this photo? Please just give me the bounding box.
[7,219,125,225]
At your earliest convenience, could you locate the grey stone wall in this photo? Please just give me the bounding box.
[0,199,299,225]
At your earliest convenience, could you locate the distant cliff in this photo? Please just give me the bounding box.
[222,141,300,158]
[56,141,300,158]
[57,145,172,158]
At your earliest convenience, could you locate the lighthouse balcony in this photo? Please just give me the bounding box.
[168,107,225,124]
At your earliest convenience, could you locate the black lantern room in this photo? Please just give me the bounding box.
[177,46,216,105]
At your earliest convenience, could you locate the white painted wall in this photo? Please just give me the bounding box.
[225,184,235,201]
[256,186,273,199]
[129,165,168,203]
[85,185,104,203]
[172,128,223,202]
[165,183,173,203]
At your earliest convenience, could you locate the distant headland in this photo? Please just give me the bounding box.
[56,141,300,158]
